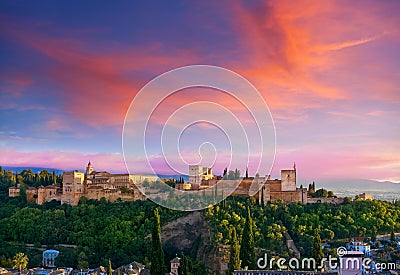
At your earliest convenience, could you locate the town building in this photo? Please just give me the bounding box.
[119,262,149,275]
[42,250,59,268]
[169,256,180,275]
[346,240,371,256]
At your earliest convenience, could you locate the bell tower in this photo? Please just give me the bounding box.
[86,161,93,176]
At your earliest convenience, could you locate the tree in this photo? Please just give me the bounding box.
[77,252,89,269]
[390,226,396,245]
[260,188,264,206]
[12,253,28,275]
[21,169,35,184]
[19,184,27,203]
[151,208,166,275]
[308,183,315,197]
[234,169,240,179]
[228,170,235,180]
[343,197,352,204]
[240,207,255,269]
[52,171,57,185]
[223,168,228,180]
[311,231,324,270]
[228,227,240,275]
[108,259,112,275]
[371,228,377,243]
[314,188,328,198]
[178,254,192,275]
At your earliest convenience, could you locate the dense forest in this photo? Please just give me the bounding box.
[1,166,400,272]
[0,197,185,268]
[206,196,400,258]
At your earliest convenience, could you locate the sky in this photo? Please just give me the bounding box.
[0,0,399,183]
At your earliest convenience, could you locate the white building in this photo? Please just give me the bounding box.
[189,165,213,186]
[170,256,180,274]
[346,240,371,256]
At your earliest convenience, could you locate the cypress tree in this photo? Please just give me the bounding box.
[311,231,324,270]
[223,168,227,179]
[107,259,112,275]
[52,171,57,185]
[371,228,377,243]
[390,226,396,246]
[228,227,241,275]
[260,187,264,206]
[178,254,192,275]
[15,171,19,185]
[240,206,255,269]
[151,208,166,275]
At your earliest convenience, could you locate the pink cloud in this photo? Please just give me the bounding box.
[0,148,127,173]
[272,146,400,182]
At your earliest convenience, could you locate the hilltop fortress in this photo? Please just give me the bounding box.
[9,162,308,205]
[9,161,158,205]
[178,163,307,204]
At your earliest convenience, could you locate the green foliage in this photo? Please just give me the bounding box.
[205,196,400,259]
[12,252,29,275]
[311,231,323,270]
[390,226,396,245]
[1,171,400,271]
[151,208,166,275]
[228,227,240,275]
[178,254,193,275]
[0,255,13,268]
[0,193,183,269]
[108,259,112,275]
[239,206,255,270]
[19,184,27,203]
[77,252,89,269]
[313,188,329,198]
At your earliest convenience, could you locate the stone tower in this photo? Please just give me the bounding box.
[280,162,296,191]
[86,161,93,176]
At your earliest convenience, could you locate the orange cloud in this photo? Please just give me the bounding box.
[2,19,200,128]
[227,0,400,117]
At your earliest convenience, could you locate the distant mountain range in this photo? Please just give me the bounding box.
[314,178,400,201]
